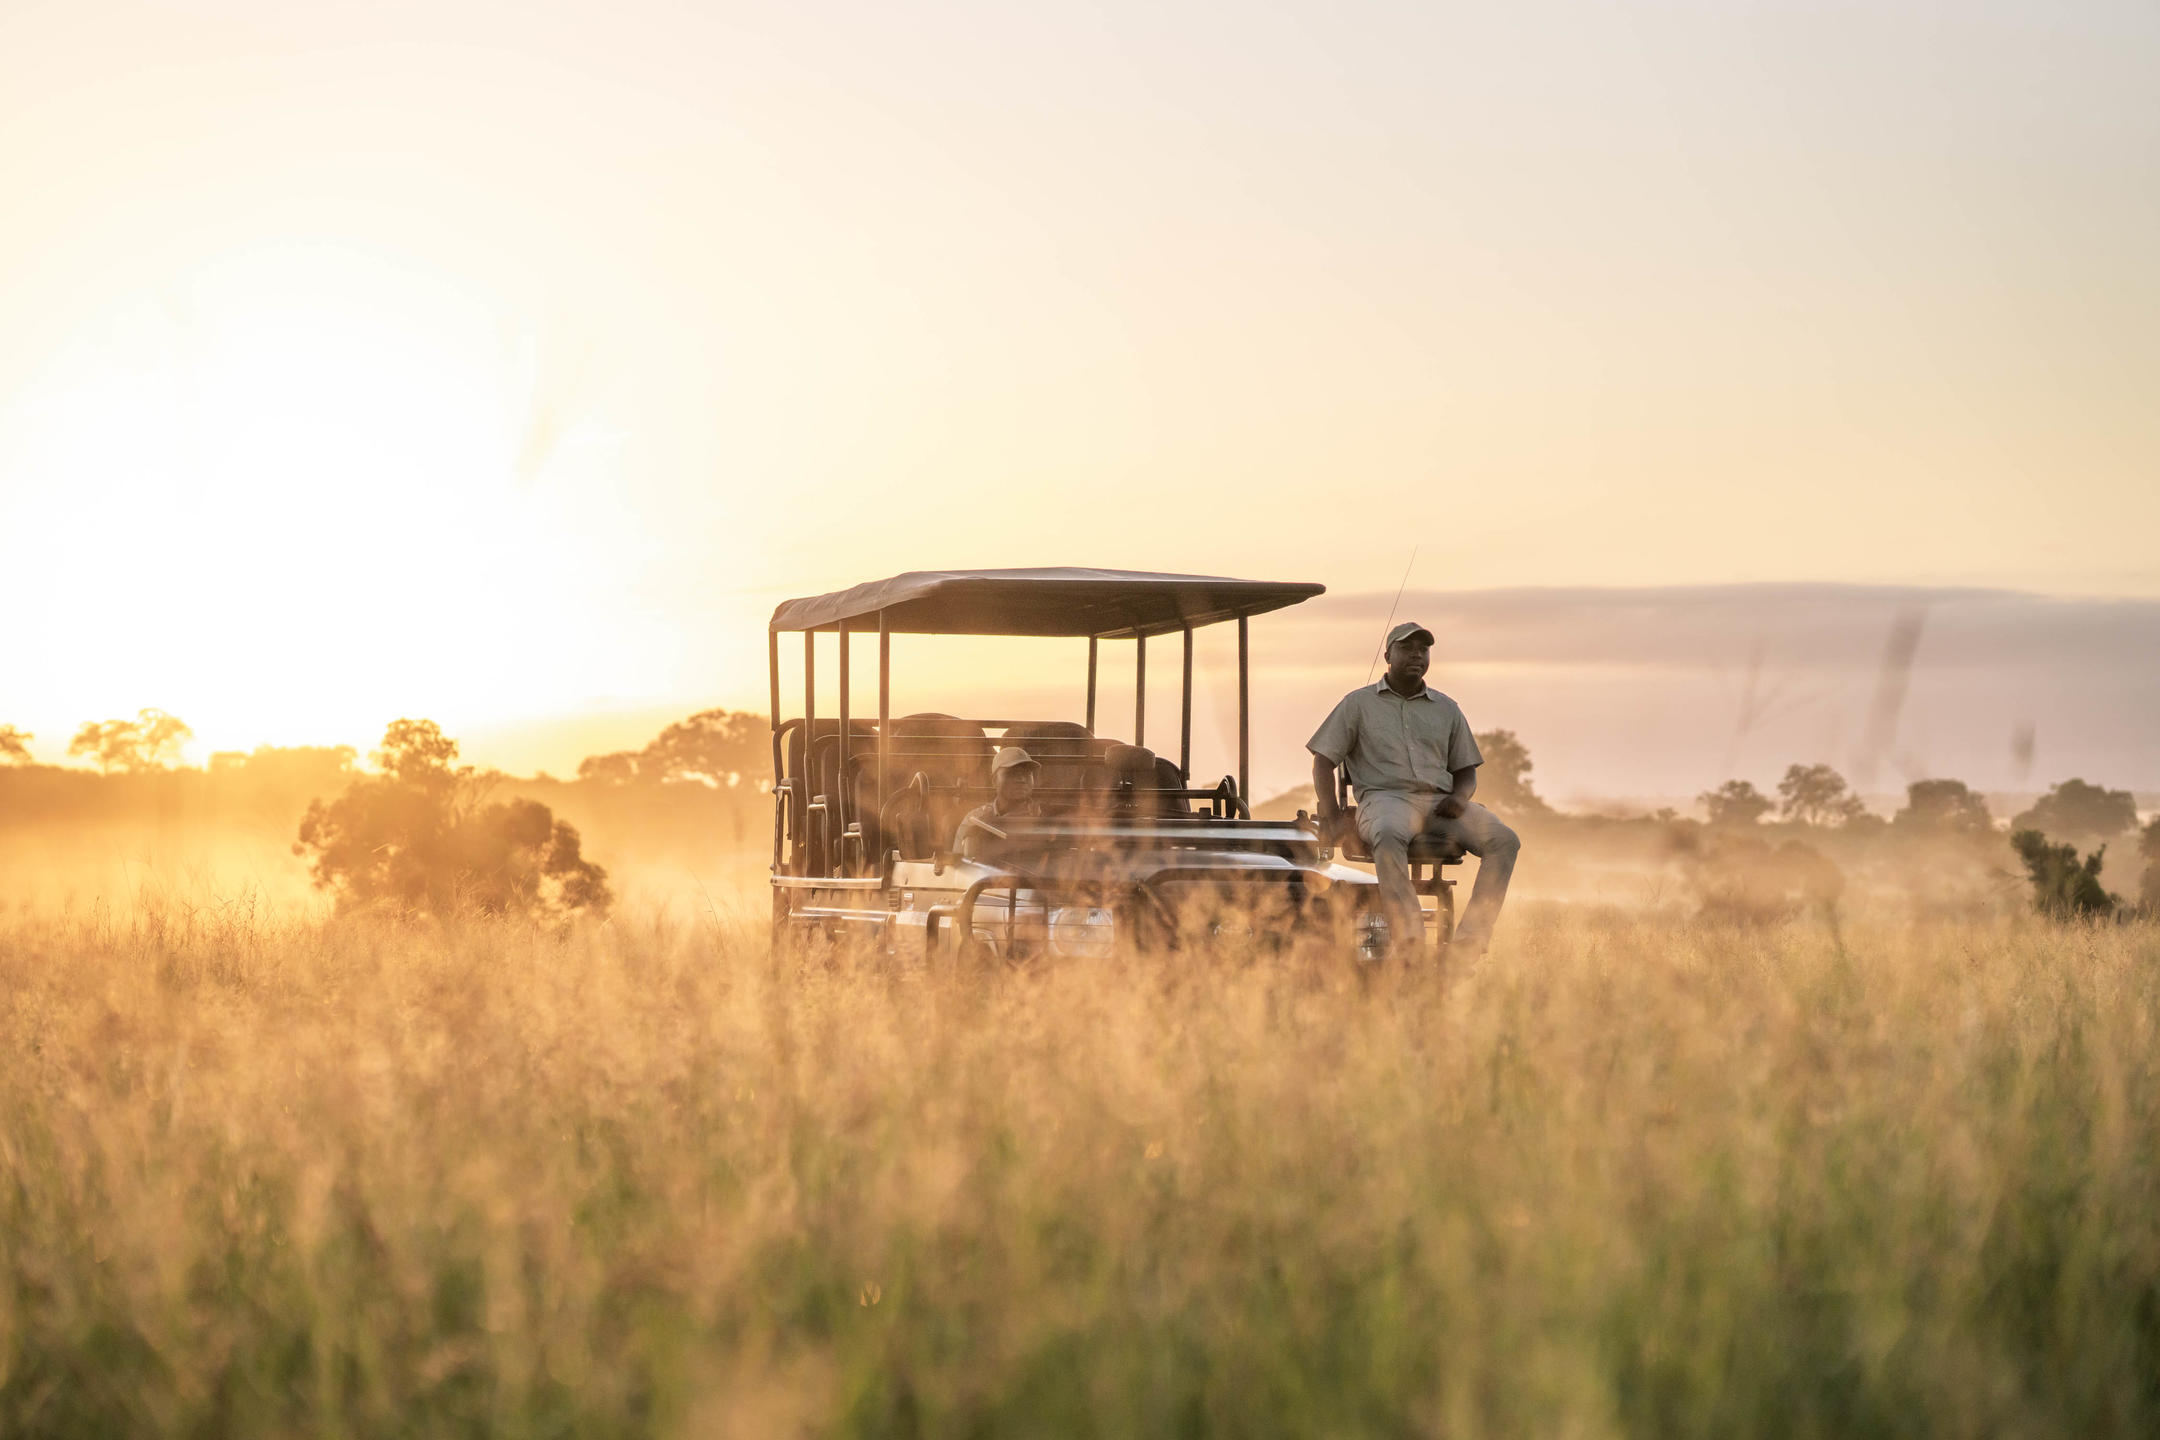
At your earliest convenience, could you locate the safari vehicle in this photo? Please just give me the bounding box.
[766,568,1459,960]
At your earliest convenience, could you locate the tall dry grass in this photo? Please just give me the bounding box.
[3,898,2157,1436]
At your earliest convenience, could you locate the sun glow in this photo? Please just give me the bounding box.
[2,241,676,761]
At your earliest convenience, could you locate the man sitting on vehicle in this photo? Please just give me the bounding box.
[954,747,1043,859]
[1308,621,1522,957]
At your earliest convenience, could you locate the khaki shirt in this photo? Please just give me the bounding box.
[954,799,1042,859]
[1307,682,1482,796]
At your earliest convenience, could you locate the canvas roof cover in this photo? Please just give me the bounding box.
[769,567,1326,638]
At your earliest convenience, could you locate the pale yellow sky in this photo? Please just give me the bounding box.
[2,0,2155,780]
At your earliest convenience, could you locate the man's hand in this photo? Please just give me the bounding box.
[1434,765,1478,822]
[1311,754,1342,822]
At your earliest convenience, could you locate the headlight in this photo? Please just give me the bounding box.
[1048,906,1116,959]
[1207,914,1258,943]
[1355,912,1390,961]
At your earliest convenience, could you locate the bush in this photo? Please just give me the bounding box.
[1698,779,1773,828]
[296,720,611,922]
[2009,828,2115,920]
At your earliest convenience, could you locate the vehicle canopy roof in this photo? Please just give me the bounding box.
[769,567,1325,638]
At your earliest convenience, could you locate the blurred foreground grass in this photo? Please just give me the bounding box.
[3,902,2157,1437]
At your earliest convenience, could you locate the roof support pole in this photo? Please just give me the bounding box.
[803,626,816,772]
[769,627,783,875]
[767,629,781,733]
[804,629,817,875]
[1180,625,1193,781]
[1085,637,1098,733]
[1134,633,1146,748]
[878,612,890,831]
[837,625,851,852]
[1237,615,1250,804]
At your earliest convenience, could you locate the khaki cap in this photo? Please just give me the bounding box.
[991,746,1040,776]
[1386,620,1435,648]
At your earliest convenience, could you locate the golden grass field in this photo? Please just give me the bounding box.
[4,889,2157,1437]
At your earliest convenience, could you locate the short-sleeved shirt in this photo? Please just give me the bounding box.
[1307,682,1482,797]
[954,799,1042,859]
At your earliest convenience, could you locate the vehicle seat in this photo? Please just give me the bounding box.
[882,714,992,858]
[1101,744,1191,818]
[783,718,876,799]
[1000,721,1094,812]
[784,718,877,867]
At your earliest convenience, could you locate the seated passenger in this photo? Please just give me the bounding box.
[954,747,1042,859]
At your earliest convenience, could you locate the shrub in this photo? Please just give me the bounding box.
[2009,828,2115,920]
[1698,779,1773,827]
[296,720,611,922]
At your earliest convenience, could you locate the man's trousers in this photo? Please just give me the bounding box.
[1353,792,1522,953]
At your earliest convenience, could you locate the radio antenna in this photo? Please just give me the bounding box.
[1366,544,1419,683]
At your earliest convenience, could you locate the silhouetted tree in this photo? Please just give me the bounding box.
[1892,779,1993,836]
[1471,729,1551,815]
[67,709,193,772]
[0,726,30,766]
[1699,779,1774,827]
[1777,763,1867,828]
[2011,779,2138,848]
[296,719,611,922]
[373,717,462,789]
[576,750,641,785]
[2010,829,2116,919]
[577,708,766,788]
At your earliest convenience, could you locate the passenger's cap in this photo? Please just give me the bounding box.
[991,746,1040,776]
[1386,620,1435,648]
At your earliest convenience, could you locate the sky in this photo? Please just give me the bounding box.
[2,0,2155,796]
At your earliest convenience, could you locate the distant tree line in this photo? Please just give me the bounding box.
[7,705,2155,922]
[575,708,768,789]
[1696,766,2138,840]
[1695,761,2153,920]
[0,711,201,772]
